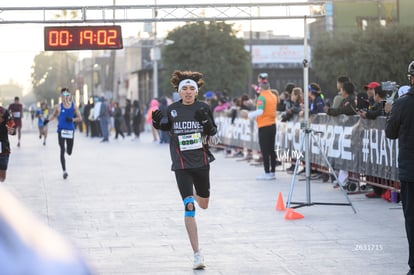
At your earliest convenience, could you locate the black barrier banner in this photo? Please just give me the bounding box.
[214,114,399,181]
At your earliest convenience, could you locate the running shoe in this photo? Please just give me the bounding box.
[63,172,68,179]
[256,173,276,180]
[193,252,205,270]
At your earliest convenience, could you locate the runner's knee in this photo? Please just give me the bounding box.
[183,197,195,217]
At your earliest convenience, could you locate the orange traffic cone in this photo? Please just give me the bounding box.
[275,192,286,211]
[284,208,304,220]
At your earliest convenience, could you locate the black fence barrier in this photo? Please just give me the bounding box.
[214,113,399,184]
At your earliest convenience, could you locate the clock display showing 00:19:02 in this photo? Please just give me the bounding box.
[44,25,123,51]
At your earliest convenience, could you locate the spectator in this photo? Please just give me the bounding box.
[203,91,218,112]
[240,94,255,111]
[234,94,255,159]
[304,83,329,181]
[124,99,132,136]
[83,98,93,137]
[98,97,110,143]
[91,96,102,138]
[213,97,230,113]
[281,87,303,122]
[364,81,380,107]
[77,103,84,133]
[332,76,350,108]
[359,85,387,120]
[277,83,295,112]
[146,99,160,142]
[325,82,357,116]
[359,85,387,198]
[324,81,357,189]
[308,83,325,115]
[132,100,142,141]
[113,102,125,140]
[251,72,269,95]
[158,97,170,144]
[356,91,370,111]
[242,79,278,180]
[228,97,240,125]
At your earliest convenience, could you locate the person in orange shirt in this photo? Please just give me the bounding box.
[242,75,278,180]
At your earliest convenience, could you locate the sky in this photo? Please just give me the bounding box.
[0,0,310,94]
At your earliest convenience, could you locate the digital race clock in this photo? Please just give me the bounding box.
[44,25,123,51]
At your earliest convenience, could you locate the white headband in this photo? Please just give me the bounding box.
[178,79,198,93]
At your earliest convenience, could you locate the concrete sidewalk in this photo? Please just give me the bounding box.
[4,120,408,275]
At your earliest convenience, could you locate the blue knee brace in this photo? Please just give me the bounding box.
[183,197,195,217]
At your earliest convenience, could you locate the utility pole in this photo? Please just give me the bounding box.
[152,0,158,99]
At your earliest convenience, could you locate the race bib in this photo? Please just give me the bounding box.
[178,133,202,151]
[12,112,21,118]
[61,129,74,139]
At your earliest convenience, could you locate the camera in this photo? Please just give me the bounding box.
[381,81,399,103]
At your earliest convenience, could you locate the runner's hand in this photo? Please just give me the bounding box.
[195,107,210,125]
[152,110,163,125]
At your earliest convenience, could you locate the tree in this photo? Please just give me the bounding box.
[31,52,77,104]
[160,21,251,98]
[311,25,414,99]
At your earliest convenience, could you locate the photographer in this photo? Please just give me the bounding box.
[359,85,387,120]
[364,82,380,107]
